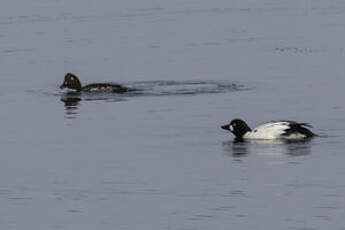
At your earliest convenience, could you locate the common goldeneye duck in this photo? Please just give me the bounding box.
[221,119,315,140]
[60,73,134,93]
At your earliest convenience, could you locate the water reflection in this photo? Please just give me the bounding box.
[60,92,126,119]
[61,95,81,107]
[223,139,249,157]
[60,93,81,119]
[223,139,312,157]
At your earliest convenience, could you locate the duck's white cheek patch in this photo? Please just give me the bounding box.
[229,125,234,131]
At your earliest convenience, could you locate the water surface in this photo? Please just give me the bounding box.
[1,0,345,230]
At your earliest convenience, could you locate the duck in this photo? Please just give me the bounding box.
[221,119,315,140]
[59,73,134,93]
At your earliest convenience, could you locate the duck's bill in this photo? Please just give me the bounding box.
[60,84,66,89]
[221,124,231,131]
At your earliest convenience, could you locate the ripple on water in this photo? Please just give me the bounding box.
[127,80,250,96]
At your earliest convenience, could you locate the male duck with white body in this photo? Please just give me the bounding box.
[221,119,315,140]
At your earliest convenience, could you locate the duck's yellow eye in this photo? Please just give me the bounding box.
[71,77,75,81]
[233,122,236,127]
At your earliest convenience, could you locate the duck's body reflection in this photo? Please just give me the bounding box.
[61,95,81,107]
[223,138,312,157]
[61,93,81,119]
[60,92,126,119]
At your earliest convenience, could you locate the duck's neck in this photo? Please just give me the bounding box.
[234,125,251,139]
[70,80,82,92]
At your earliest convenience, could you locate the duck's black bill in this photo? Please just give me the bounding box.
[221,125,230,131]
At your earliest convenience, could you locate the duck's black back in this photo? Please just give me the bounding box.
[82,83,134,93]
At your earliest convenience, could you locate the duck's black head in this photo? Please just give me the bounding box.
[221,119,252,139]
[60,73,82,92]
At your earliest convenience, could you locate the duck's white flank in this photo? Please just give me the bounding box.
[242,121,306,140]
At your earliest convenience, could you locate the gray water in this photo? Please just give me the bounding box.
[1,0,345,229]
